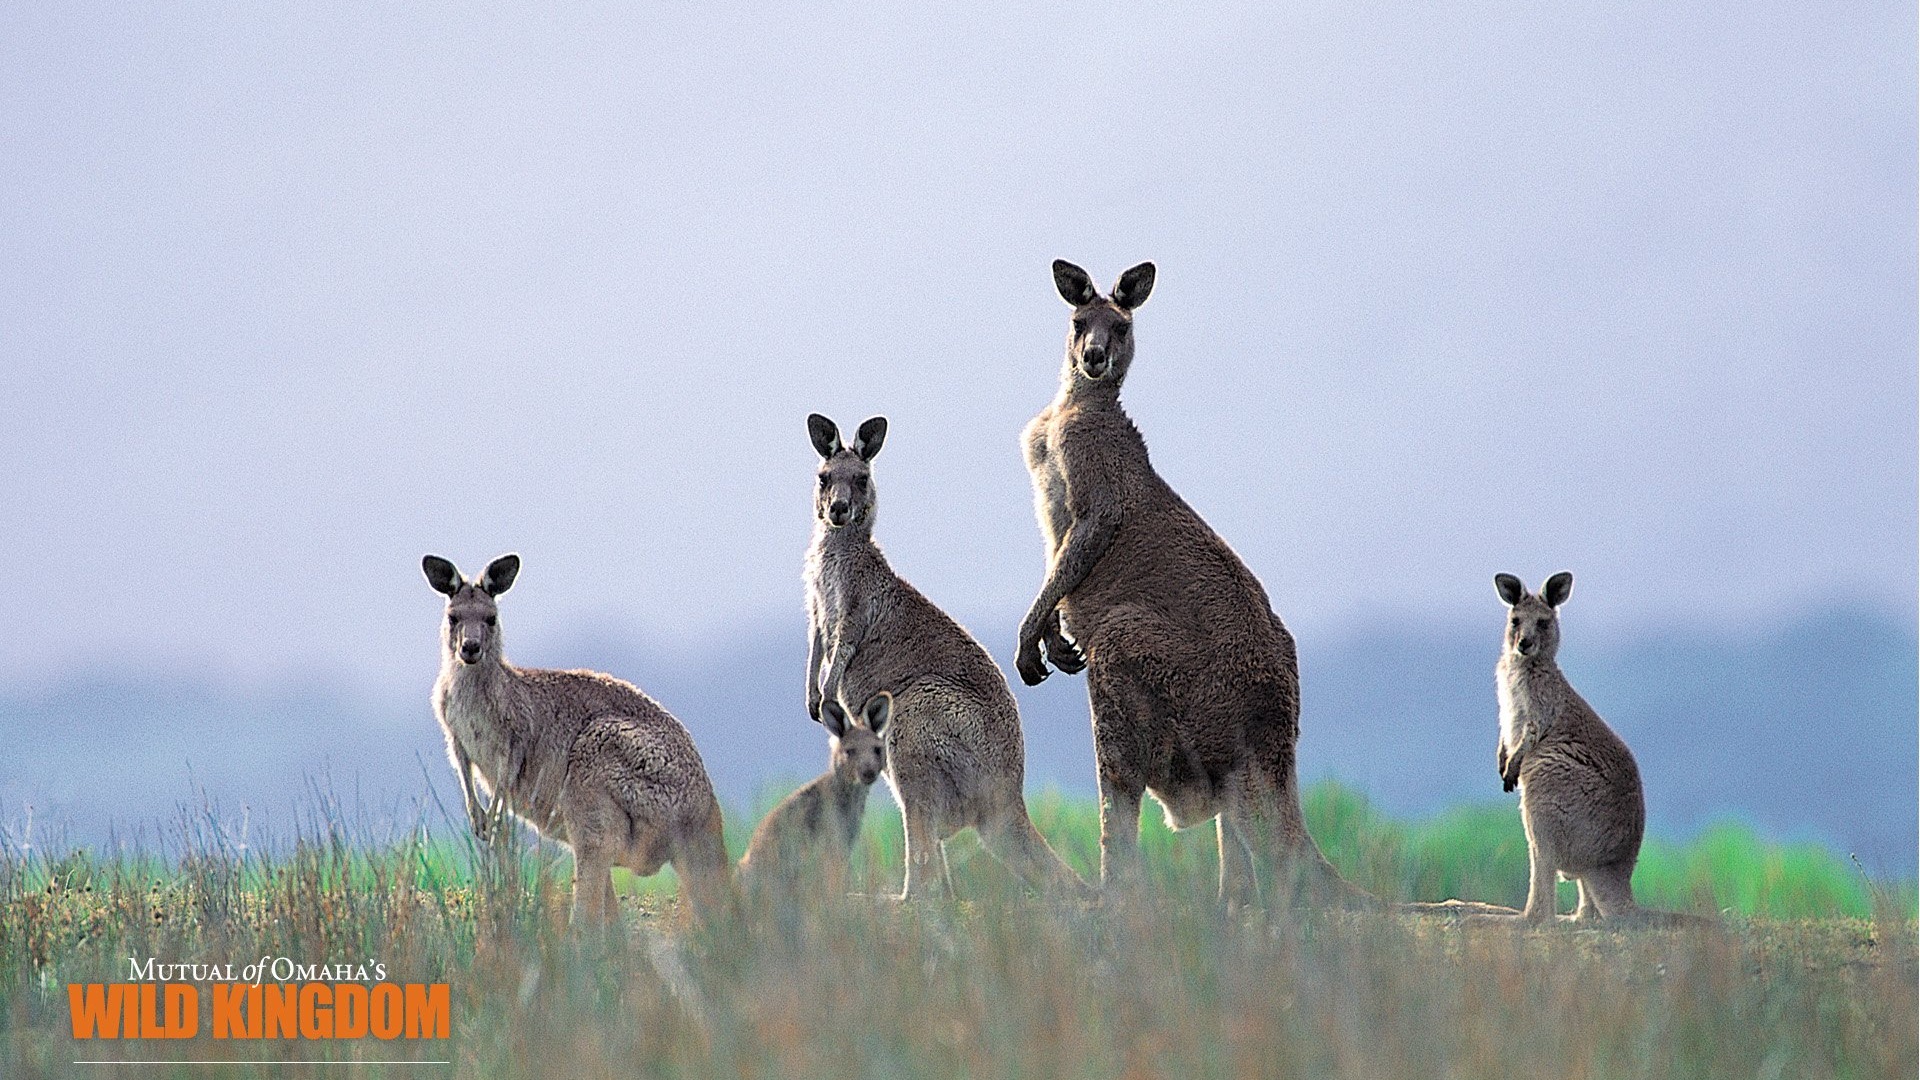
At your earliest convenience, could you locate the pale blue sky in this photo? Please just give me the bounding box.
[3,2,1913,697]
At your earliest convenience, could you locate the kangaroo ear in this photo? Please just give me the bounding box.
[1541,571,1573,608]
[1112,261,1155,310]
[820,699,849,739]
[1494,573,1526,607]
[423,556,463,596]
[854,416,888,461]
[862,691,892,737]
[1053,260,1097,306]
[807,413,843,458]
[479,553,520,597]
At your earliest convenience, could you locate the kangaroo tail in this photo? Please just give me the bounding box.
[1614,907,1721,929]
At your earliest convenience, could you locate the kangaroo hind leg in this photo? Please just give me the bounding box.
[1580,863,1638,919]
[1217,812,1260,914]
[1089,671,1154,892]
[570,842,616,928]
[980,807,1093,900]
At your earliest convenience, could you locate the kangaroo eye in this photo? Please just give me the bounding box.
[1113,322,1130,337]
[1536,619,1549,630]
[449,614,459,627]
[1073,319,1090,335]
[818,475,830,488]
[853,477,868,491]
[1509,618,1520,629]
[486,616,497,627]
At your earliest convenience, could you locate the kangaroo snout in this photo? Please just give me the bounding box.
[826,499,852,526]
[458,639,483,663]
[1080,346,1110,378]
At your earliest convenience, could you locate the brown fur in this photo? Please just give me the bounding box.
[423,554,732,927]
[1495,572,1648,922]
[1016,260,1369,910]
[804,414,1091,900]
[738,693,889,895]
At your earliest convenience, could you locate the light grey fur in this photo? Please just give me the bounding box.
[737,692,890,893]
[803,413,1091,900]
[1494,571,1646,922]
[423,553,732,926]
[1016,260,1369,910]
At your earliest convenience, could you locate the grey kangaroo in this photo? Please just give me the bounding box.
[423,553,732,926]
[737,692,890,893]
[1017,260,1368,910]
[1495,572,1648,922]
[804,413,1091,900]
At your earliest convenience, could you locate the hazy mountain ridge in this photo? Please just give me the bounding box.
[2,607,1912,870]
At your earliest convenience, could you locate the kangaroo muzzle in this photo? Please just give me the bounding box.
[1080,345,1110,379]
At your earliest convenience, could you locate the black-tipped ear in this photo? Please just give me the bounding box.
[423,556,463,596]
[821,699,849,739]
[1494,573,1526,607]
[808,413,843,459]
[854,416,887,461]
[1053,260,1097,306]
[1542,571,1573,608]
[862,691,892,737]
[479,553,520,597]
[1112,261,1155,310]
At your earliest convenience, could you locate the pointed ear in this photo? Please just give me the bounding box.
[820,699,849,739]
[423,556,463,596]
[1494,573,1526,607]
[1053,260,1097,306]
[862,691,892,737]
[1541,571,1573,608]
[853,416,888,462]
[1112,261,1155,310]
[479,553,520,597]
[808,413,843,458]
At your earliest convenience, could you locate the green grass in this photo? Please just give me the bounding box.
[652,779,1914,922]
[3,781,1914,1078]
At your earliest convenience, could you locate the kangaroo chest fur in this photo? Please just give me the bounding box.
[440,672,507,776]
[1022,405,1073,556]
[748,772,868,859]
[1497,659,1555,749]
[809,776,871,850]
[436,665,566,832]
[806,534,870,628]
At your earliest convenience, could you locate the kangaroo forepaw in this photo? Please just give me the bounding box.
[1015,636,1051,685]
[1044,632,1086,674]
[1500,757,1522,792]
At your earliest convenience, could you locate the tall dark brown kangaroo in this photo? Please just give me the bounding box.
[1016,260,1370,911]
